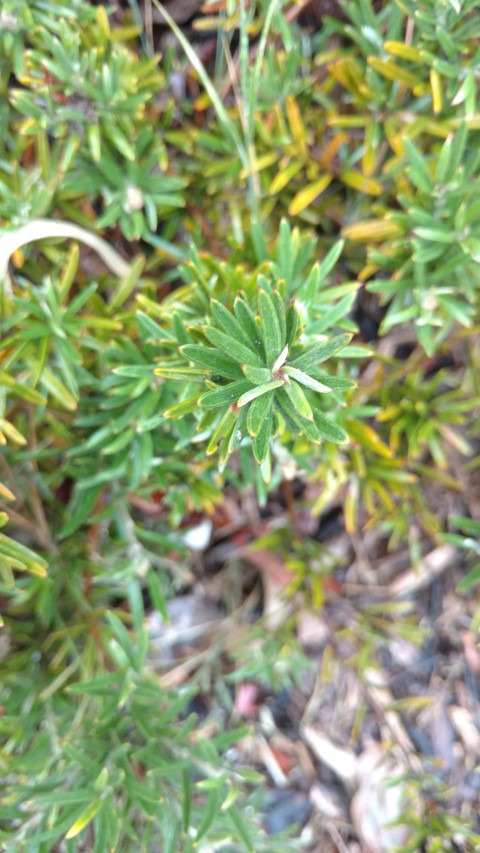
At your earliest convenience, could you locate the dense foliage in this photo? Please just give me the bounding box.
[1,0,480,850]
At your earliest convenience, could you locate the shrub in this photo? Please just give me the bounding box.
[1,0,480,850]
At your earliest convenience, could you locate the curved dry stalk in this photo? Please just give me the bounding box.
[0,218,132,292]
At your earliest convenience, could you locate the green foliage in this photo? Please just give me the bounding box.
[1,0,480,850]
[155,231,355,472]
[442,515,480,592]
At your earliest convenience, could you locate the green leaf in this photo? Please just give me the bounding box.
[207,406,238,454]
[258,288,282,367]
[450,516,480,536]
[199,379,253,409]
[233,296,261,346]
[65,672,121,696]
[403,137,433,193]
[203,326,264,366]
[179,345,244,379]
[0,372,47,405]
[227,405,248,454]
[40,367,78,410]
[253,404,273,464]
[237,380,283,407]
[313,412,349,443]
[457,562,480,593]
[284,379,314,420]
[194,789,221,841]
[228,805,255,852]
[271,289,286,345]
[291,333,352,371]
[318,239,345,281]
[311,372,356,390]
[59,485,102,538]
[164,394,203,418]
[414,227,454,244]
[285,302,301,346]
[65,800,102,840]
[153,1,246,166]
[182,770,191,831]
[147,569,168,621]
[0,532,48,575]
[242,365,271,384]
[247,389,275,437]
[283,366,332,393]
[109,253,145,310]
[210,299,258,353]
[276,389,321,442]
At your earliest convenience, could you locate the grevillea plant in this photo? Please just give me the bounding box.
[2,1,480,850]
[156,284,354,474]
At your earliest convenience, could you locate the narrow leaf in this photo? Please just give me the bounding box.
[313,412,349,443]
[237,380,283,407]
[253,405,272,464]
[276,389,321,442]
[242,365,271,384]
[210,299,258,353]
[271,289,287,344]
[289,175,332,216]
[199,379,253,409]
[291,333,352,371]
[284,379,314,420]
[203,326,263,366]
[247,389,275,437]
[65,800,102,839]
[164,394,203,418]
[179,345,244,379]
[286,302,301,346]
[258,288,282,367]
[233,296,261,345]
[311,372,356,390]
[283,366,332,393]
[206,407,238,455]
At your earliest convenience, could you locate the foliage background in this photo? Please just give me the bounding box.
[1,0,480,850]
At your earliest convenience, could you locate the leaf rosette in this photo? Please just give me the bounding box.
[155,286,355,472]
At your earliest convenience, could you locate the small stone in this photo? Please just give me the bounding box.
[263,789,312,835]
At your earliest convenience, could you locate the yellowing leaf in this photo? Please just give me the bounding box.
[368,57,420,88]
[430,68,443,114]
[268,160,303,195]
[384,41,422,61]
[347,421,393,458]
[0,419,27,445]
[0,482,15,501]
[327,115,369,128]
[239,151,278,179]
[288,175,332,216]
[40,368,78,411]
[361,122,378,177]
[285,95,308,158]
[12,248,24,268]
[345,479,359,534]
[329,57,374,98]
[318,132,347,170]
[341,219,403,242]
[65,800,102,840]
[340,170,383,195]
[96,5,111,38]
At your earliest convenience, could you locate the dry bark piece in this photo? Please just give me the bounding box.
[301,725,357,791]
[388,544,457,597]
[350,742,410,853]
[147,591,222,662]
